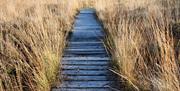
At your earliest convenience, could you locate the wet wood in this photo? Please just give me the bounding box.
[52,8,115,91]
[60,81,112,88]
[53,88,110,91]
[62,65,108,70]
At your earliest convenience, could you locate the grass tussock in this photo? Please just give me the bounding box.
[0,0,84,91]
[94,0,180,90]
[0,0,180,91]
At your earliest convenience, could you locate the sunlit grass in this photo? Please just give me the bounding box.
[0,0,83,91]
[0,0,179,91]
[95,0,180,90]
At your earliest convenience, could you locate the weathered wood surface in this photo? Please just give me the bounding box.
[52,8,115,91]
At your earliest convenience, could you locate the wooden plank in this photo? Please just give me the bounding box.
[69,37,103,40]
[75,17,98,20]
[69,39,102,42]
[75,23,101,26]
[62,57,110,61]
[62,58,109,61]
[65,49,105,53]
[62,65,108,70]
[69,41,102,44]
[63,54,108,57]
[62,60,108,65]
[60,81,112,88]
[65,51,107,55]
[80,10,95,14]
[67,46,104,49]
[70,34,103,38]
[70,31,104,38]
[62,64,108,66]
[76,17,96,20]
[74,21,99,26]
[63,76,108,81]
[74,26,102,29]
[72,29,103,32]
[71,30,103,33]
[68,42,103,46]
[74,27,102,30]
[62,70,110,76]
[52,88,110,91]
[71,33,104,40]
[80,9,95,14]
[66,49,105,51]
[76,14,94,17]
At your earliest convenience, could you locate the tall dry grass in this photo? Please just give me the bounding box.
[0,0,180,91]
[94,0,180,90]
[0,0,84,91]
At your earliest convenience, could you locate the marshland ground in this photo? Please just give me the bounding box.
[0,0,180,91]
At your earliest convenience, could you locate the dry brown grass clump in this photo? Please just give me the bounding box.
[0,0,180,91]
[95,0,180,90]
[0,0,83,91]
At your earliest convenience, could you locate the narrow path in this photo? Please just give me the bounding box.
[53,8,115,91]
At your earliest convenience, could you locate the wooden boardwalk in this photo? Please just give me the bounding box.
[52,8,115,91]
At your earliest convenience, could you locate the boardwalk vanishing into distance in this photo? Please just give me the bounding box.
[52,8,116,91]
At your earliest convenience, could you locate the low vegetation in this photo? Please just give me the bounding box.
[0,0,82,91]
[0,0,180,91]
[94,0,180,90]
